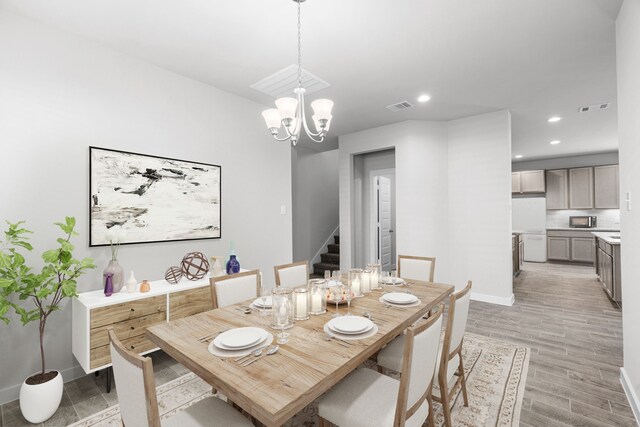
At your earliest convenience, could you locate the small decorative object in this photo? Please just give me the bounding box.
[361,269,372,294]
[0,217,95,423]
[309,279,327,315]
[210,256,224,277]
[271,287,294,331]
[293,288,309,320]
[348,268,363,298]
[165,266,183,284]
[140,280,151,293]
[104,228,124,293]
[126,271,137,293]
[181,252,210,280]
[368,263,381,289]
[226,255,240,275]
[104,273,114,297]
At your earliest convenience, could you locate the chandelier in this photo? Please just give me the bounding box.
[261,0,334,146]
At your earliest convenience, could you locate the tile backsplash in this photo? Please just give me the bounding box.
[546,209,621,229]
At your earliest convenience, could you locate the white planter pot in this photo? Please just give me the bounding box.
[19,371,63,423]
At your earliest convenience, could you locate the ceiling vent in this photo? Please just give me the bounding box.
[579,102,611,113]
[386,101,414,112]
[250,64,330,98]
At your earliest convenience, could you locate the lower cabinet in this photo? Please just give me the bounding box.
[547,230,597,264]
[571,237,596,263]
[547,237,571,261]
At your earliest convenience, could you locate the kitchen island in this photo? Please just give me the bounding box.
[592,231,621,305]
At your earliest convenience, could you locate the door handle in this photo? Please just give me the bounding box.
[389,230,394,233]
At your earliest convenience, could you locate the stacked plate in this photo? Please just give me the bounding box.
[380,277,406,286]
[324,316,377,341]
[380,292,421,308]
[251,296,273,310]
[208,327,273,358]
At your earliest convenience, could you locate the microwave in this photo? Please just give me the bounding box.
[570,216,597,228]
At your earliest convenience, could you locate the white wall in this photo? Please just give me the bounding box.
[448,111,514,303]
[511,151,619,172]
[0,11,292,404]
[291,146,339,265]
[616,0,640,421]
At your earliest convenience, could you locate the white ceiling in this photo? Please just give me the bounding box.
[0,0,622,157]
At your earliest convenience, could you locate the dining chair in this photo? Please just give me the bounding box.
[274,260,309,288]
[210,269,261,309]
[108,330,253,427]
[317,305,444,427]
[397,255,436,282]
[376,281,472,427]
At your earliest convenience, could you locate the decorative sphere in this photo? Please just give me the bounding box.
[181,252,210,280]
[165,266,183,284]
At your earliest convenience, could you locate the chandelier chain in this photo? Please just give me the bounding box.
[297,0,302,88]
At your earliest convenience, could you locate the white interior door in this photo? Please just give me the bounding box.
[378,176,392,270]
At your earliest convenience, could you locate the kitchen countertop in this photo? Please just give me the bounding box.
[547,227,621,232]
[591,231,621,245]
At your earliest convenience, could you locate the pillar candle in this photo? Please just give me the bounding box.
[311,292,321,312]
[295,294,308,319]
[362,272,371,293]
[371,272,379,289]
[352,278,361,296]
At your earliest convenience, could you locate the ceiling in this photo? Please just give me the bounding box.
[0,0,623,157]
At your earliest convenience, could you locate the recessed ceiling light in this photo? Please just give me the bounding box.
[417,94,431,103]
[550,140,561,145]
[548,116,562,123]
[514,154,523,159]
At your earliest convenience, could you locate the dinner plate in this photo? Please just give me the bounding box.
[208,333,274,358]
[214,327,266,350]
[215,334,269,351]
[381,277,406,286]
[382,292,418,305]
[252,296,273,308]
[327,316,374,334]
[378,296,422,308]
[323,323,379,341]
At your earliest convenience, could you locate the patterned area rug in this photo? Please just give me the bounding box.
[70,333,529,427]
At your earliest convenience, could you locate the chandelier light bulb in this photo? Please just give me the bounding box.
[262,109,282,130]
[311,99,334,120]
[275,97,299,122]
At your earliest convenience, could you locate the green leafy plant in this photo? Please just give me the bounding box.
[0,217,96,383]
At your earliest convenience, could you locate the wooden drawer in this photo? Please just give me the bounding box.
[89,311,166,349]
[169,287,213,321]
[90,295,166,329]
[547,230,595,238]
[90,334,157,370]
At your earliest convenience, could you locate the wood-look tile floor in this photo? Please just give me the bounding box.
[1,262,636,426]
[467,262,636,427]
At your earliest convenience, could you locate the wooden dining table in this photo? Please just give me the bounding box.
[146,279,454,427]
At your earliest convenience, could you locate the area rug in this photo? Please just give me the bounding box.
[70,333,529,427]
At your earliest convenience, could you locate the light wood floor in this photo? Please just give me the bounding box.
[467,262,636,427]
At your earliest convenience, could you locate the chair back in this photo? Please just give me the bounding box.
[274,261,309,288]
[211,269,261,308]
[397,255,436,282]
[395,304,444,425]
[444,281,472,360]
[108,329,160,427]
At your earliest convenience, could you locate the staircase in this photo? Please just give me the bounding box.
[312,235,340,277]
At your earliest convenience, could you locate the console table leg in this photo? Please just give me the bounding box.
[106,367,112,393]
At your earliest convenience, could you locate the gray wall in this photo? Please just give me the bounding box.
[0,11,292,403]
[512,151,618,171]
[291,147,339,266]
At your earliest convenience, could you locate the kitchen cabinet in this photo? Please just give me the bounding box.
[594,235,621,304]
[571,237,595,263]
[512,170,545,194]
[512,234,524,276]
[547,236,571,261]
[594,165,620,208]
[547,230,597,264]
[546,169,569,209]
[569,167,594,209]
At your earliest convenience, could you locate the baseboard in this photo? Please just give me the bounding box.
[0,364,87,406]
[470,292,515,307]
[620,367,640,424]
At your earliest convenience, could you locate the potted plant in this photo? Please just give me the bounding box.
[0,217,95,423]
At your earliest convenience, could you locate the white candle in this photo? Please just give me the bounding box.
[311,293,321,312]
[296,294,308,318]
[362,272,371,293]
[371,272,379,289]
[352,278,361,296]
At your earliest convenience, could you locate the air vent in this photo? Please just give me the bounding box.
[386,101,414,112]
[250,65,330,98]
[579,102,611,113]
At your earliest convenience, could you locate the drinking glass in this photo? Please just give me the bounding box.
[276,299,291,344]
[331,283,343,317]
[332,270,341,284]
[381,271,390,286]
[344,284,353,316]
[324,270,331,281]
[391,270,398,284]
[259,282,269,316]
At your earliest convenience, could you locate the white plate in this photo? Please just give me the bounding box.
[378,296,422,308]
[329,322,373,335]
[252,296,273,308]
[214,327,266,350]
[216,334,268,351]
[323,323,379,341]
[327,316,374,334]
[381,277,406,286]
[382,292,418,305]
[209,334,274,358]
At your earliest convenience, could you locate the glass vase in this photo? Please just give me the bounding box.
[226,255,240,274]
[103,260,124,293]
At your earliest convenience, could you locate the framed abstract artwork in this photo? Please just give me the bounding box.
[89,146,221,246]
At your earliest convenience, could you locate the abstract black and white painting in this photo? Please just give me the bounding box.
[89,147,221,246]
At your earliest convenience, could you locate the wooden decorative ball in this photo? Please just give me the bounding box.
[165,266,183,284]
[181,252,210,280]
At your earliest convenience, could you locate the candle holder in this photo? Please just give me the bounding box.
[308,279,327,315]
[361,269,372,294]
[367,263,381,290]
[348,268,364,298]
[271,287,295,330]
[293,287,310,320]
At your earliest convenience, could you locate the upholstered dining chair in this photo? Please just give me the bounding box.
[397,255,436,283]
[108,330,253,427]
[210,269,261,309]
[317,305,444,427]
[376,281,472,427]
[274,260,309,288]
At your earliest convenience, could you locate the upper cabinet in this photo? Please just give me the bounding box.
[569,167,594,209]
[546,169,569,210]
[594,165,620,209]
[512,170,545,194]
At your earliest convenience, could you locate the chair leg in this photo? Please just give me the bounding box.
[439,372,452,427]
[377,365,385,374]
[212,386,217,395]
[427,394,436,427]
[319,416,330,427]
[458,350,469,407]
